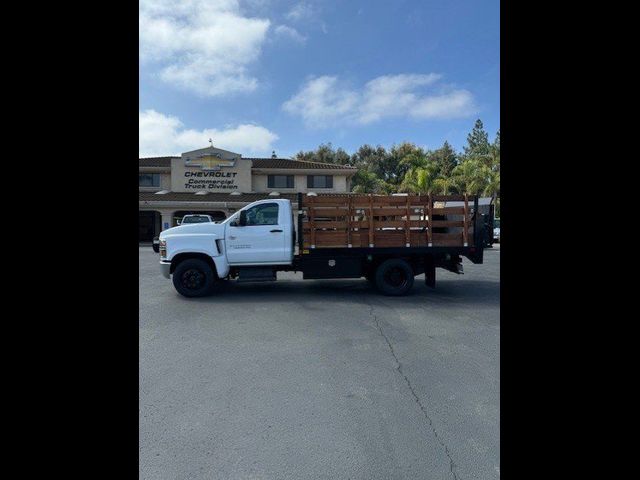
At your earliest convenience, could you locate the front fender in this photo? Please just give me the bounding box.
[165,234,230,278]
[164,233,221,259]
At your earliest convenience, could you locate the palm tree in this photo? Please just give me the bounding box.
[432,176,457,195]
[400,163,439,193]
[483,169,500,198]
[451,159,487,195]
[399,153,439,193]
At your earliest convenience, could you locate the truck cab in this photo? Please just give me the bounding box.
[225,199,295,264]
[159,199,295,296]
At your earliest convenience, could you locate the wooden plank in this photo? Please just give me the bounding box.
[310,196,351,205]
[346,218,432,229]
[308,195,315,248]
[369,207,408,216]
[359,229,369,247]
[427,194,433,247]
[350,235,363,247]
[309,207,350,216]
[373,220,406,228]
[473,195,479,247]
[372,195,408,205]
[463,194,469,246]
[405,196,411,246]
[347,196,352,247]
[375,231,407,247]
[431,220,465,228]
[314,231,348,247]
[410,232,428,246]
[302,221,349,229]
[368,195,374,247]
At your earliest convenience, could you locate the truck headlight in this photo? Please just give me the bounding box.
[159,239,167,258]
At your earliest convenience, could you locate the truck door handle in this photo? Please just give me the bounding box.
[229,235,237,240]
[270,229,283,233]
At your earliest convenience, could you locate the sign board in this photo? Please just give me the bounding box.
[171,147,252,193]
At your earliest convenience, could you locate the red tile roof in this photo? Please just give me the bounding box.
[139,157,357,170]
[247,158,356,170]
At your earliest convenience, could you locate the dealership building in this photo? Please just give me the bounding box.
[139,145,358,241]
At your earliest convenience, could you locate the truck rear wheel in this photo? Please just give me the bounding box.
[172,258,216,297]
[375,259,414,296]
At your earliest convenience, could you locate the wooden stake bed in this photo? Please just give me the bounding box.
[300,194,476,249]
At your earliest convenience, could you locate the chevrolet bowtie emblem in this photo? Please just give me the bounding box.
[185,154,236,171]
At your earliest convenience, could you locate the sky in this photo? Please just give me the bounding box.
[139,0,500,158]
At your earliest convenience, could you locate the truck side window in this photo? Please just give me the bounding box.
[245,203,279,226]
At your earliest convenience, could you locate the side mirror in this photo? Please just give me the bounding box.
[239,210,247,226]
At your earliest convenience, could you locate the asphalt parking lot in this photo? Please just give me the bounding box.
[139,245,500,480]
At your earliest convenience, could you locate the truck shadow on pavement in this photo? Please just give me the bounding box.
[183,277,499,308]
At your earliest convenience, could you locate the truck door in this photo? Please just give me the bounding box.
[226,202,288,264]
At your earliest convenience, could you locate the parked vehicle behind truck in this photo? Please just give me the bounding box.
[158,193,486,297]
[179,214,215,225]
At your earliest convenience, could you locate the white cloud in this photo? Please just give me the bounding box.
[285,2,316,22]
[139,0,270,97]
[282,74,477,127]
[282,76,359,128]
[274,25,307,44]
[139,109,279,157]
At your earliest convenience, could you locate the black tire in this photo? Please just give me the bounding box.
[374,259,414,296]
[172,258,217,297]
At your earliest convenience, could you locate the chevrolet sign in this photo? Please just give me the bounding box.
[185,153,236,171]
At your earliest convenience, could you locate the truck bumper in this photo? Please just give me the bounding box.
[160,261,171,279]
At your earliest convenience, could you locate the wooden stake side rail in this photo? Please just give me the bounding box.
[300,194,476,249]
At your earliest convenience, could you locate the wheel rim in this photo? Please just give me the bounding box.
[384,266,408,288]
[181,268,206,290]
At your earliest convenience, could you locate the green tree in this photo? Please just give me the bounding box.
[351,170,390,193]
[379,143,424,189]
[431,140,458,177]
[432,176,457,195]
[294,142,351,165]
[483,169,500,197]
[350,144,388,170]
[398,152,438,193]
[451,159,488,195]
[463,119,491,159]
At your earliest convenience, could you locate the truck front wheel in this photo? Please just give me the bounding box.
[172,258,216,297]
[375,259,414,296]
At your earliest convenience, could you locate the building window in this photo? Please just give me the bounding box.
[307,175,333,189]
[139,173,160,187]
[268,175,294,189]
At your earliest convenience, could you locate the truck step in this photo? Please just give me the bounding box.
[236,267,277,283]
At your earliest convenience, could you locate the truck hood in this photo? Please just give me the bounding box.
[159,222,225,240]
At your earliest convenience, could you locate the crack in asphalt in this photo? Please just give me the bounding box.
[367,303,461,480]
